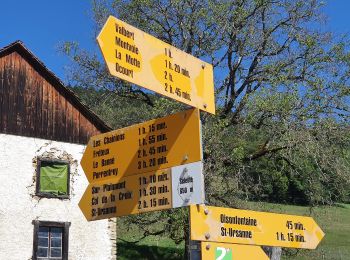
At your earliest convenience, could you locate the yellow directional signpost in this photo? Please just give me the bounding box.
[190,205,324,249]
[79,161,205,221]
[81,108,202,183]
[97,15,215,114]
[201,242,269,260]
[83,12,326,260]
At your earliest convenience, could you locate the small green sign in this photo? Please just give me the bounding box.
[215,247,232,260]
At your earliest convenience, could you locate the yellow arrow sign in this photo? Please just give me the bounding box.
[97,16,215,114]
[190,205,324,249]
[79,162,205,221]
[201,242,269,260]
[81,108,202,183]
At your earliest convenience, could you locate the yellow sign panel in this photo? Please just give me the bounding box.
[201,242,269,260]
[79,169,171,221]
[79,162,205,221]
[81,108,202,183]
[190,205,324,249]
[97,16,215,114]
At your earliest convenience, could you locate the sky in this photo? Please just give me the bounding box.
[1,0,350,83]
[0,0,96,81]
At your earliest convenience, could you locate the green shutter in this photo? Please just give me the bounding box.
[40,162,68,195]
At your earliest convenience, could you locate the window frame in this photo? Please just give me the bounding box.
[32,220,70,260]
[36,157,70,199]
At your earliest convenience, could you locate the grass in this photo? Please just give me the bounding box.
[116,215,185,260]
[117,203,350,259]
[277,204,350,260]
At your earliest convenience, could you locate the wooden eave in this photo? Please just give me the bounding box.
[0,40,112,133]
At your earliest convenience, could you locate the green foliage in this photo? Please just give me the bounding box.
[117,242,183,260]
[71,86,152,128]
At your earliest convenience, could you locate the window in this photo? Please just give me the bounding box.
[32,220,70,260]
[36,158,70,198]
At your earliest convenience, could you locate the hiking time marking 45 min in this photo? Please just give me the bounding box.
[190,205,324,249]
[81,108,202,183]
[97,16,215,114]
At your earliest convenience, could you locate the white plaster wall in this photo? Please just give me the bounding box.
[0,133,113,260]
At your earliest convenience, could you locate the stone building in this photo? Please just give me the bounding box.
[0,41,116,260]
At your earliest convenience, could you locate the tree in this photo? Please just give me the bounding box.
[63,0,350,256]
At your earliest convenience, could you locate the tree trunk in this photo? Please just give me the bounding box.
[263,246,282,260]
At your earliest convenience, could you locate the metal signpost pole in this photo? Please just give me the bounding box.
[189,208,201,260]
